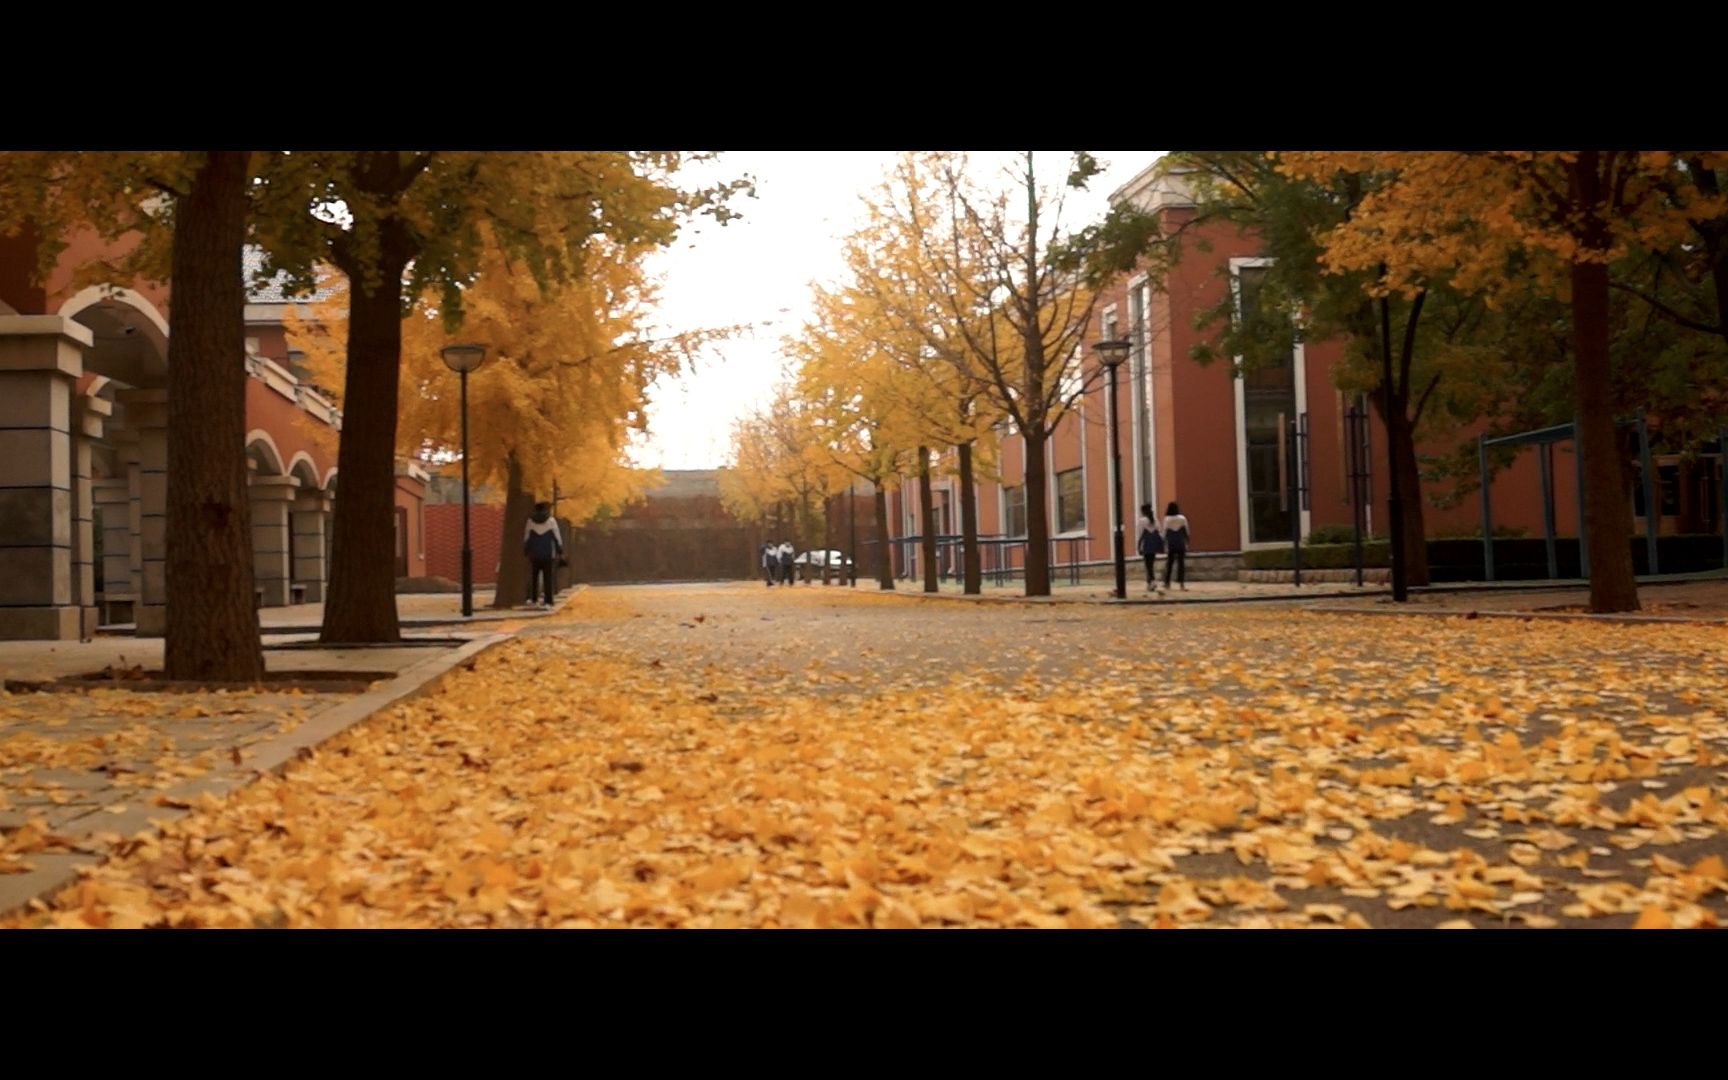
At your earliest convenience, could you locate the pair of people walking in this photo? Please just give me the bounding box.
[1136,501,1190,594]
[761,540,797,586]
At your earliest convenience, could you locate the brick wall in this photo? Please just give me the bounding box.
[425,502,504,583]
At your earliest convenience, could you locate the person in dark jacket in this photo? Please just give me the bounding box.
[1136,502,1163,594]
[523,502,564,610]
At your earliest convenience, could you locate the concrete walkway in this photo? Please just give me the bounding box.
[0,587,580,916]
[847,569,1728,608]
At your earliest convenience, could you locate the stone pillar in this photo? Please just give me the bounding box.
[117,389,168,636]
[71,392,110,639]
[92,477,131,612]
[291,488,330,602]
[250,474,298,606]
[112,430,143,613]
[0,316,88,640]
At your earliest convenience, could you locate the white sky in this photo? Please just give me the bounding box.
[629,150,1165,471]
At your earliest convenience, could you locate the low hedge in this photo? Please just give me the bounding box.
[1243,542,1391,570]
[1245,534,1725,576]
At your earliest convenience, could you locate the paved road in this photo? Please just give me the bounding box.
[8,581,1725,928]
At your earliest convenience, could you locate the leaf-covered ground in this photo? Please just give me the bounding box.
[0,688,326,878]
[6,583,1726,928]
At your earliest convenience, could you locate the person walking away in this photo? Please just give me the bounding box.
[523,501,564,610]
[761,541,777,586]
[1162,501,1190,592]
[1136,502,1165,594]
[778,539,796,585]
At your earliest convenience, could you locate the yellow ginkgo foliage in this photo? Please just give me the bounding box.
[287,224,717,599]
[291,231,666,500]
[718,382,847,552]
[1278,151,1728,615]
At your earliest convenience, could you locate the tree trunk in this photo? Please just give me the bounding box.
[1575,159,1638,615]
[320,243,410,644]
[873,485,894,590]
[163,150,265,683]
[958,440,981,594]
[1024,426,1051,596]
[491,452,533,609]
[1386,416,1431,586]
[917,445,938,592]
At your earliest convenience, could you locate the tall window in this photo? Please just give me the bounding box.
[1129,283,1152,510]
[1004,484,1028,538]
[1059,347,1084,409]
[1236,265,1297,544]
[1056,468,1085,534]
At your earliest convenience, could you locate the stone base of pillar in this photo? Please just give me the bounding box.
[258,580,291,607]
[0,606,83,640]
[135,604,166,637]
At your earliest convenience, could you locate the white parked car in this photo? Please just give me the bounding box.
[792,549,854,570]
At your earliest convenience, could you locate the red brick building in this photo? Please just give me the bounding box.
[425,502,505,585]
[879,163,1717,583]
[0,229,429,639]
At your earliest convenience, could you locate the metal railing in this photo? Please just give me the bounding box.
[860,534,1086,587]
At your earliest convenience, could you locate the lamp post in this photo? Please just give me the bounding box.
[1093,338,1132,600]
[440,343,487,617]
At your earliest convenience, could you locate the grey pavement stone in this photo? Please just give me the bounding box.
[54,801,182,840]
[44,803,108,829]
[0,851,103,916]
[25,768,113,792]
[0,627,520,919]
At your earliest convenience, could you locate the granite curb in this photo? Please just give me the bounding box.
[1303,605,1728,628]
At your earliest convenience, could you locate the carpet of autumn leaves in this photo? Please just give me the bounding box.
[5,583,1728,928]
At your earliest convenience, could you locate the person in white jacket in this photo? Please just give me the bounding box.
[523,502,564,609]
[1161,501,1190,592]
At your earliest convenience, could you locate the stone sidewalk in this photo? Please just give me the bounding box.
[848,569,1728,609]
[785,576,1388,605]
[259,589,559,632]
[1308,576,1728,626]
[0,588,581,917]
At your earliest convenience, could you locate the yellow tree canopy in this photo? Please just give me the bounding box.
[1280,152,1726,302]
[286,227,700,523]
[718,380,847,538]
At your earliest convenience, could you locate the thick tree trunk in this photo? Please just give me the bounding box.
[1575,163,1638,615]
[163,151,265,683]
[491,453,533,609]
[320,249,409,644]
[873,485,894,590]
[958,440,981,594]
[1386,416,1431,586]
[916,445,938,592]
[1024,426,1051,596]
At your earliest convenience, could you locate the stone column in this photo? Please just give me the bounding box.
[117,389,168,636]
[0,316,88,640]
[92,476,131,623]
[114,430,143,611]
[71,392,111,639]
[250,474,298,607]
[291,488,330,602]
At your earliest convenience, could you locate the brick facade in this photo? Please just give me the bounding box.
[425,502,504,584]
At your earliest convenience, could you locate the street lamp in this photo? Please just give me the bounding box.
[1093,338,1132,601]
[440,343,487,618]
